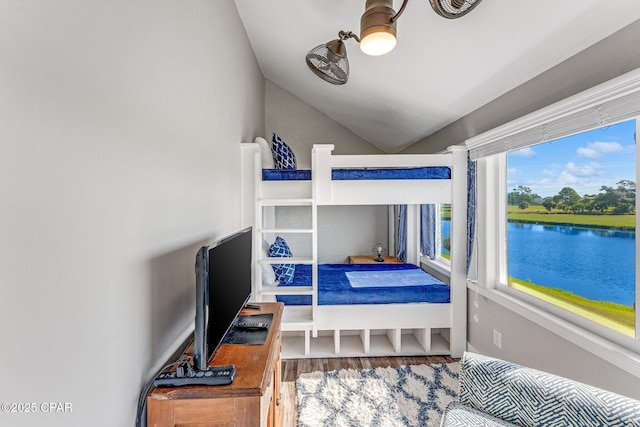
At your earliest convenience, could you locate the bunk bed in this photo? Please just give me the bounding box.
[240,140,467,358]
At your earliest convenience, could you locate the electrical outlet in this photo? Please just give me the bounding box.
[493,329,502,349]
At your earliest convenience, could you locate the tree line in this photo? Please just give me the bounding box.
[508,180,636,214]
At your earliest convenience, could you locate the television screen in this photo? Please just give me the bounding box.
[193,227,252,371]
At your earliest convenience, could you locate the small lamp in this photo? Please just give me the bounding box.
[372,243,387,262]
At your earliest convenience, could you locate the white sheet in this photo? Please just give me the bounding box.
[346,269,434,288]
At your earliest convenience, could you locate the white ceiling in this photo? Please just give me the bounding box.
[234,0,640,153]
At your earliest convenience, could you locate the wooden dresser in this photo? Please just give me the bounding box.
[147,302,284,427]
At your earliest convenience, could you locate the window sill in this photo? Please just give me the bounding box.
[469,280,640,379]
[421,256,451,280]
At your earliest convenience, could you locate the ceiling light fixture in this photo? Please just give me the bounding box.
[359,0,408,56]
[306,0,483,84]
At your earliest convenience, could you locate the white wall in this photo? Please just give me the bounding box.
[0,1,264,426]
[405,20,640,399]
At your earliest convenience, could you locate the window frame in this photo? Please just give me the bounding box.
[467,67,640,375]
[421,204,452,277]
[435,203,452,263]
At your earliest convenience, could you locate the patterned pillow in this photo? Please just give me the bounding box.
[271,133,297,170]
[268,236,295,284]
[261,239,278,285]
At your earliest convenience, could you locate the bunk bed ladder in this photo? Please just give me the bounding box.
[253,152,317,356]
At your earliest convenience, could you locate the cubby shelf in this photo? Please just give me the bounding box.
[280,328,451,359]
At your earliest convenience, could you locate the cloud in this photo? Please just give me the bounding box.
[507,167,518,175]
[577,141,624,158]
[564,161,601,177]
[510,147,536,157]
[558,170,580,185]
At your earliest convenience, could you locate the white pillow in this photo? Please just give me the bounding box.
[255,137,275,169]
[261,239,278,285]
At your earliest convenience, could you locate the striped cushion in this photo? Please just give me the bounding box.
[440,402,517,427]
[457,352,640,427]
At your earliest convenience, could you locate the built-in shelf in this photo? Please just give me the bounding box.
[280,328,450,359]
[258,198,314,206]
[258,257,315,265]
[258,228,315,234]
[261,285,313,295]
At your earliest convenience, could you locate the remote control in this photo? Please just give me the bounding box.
[153,364,236,387]
[234,322,269,330]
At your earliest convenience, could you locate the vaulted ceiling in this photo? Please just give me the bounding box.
[234,0,640,153]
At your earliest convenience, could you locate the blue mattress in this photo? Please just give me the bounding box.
[262,167,451,181]
[275,263,450,306]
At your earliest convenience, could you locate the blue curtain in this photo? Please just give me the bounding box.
[420,204,436,260]
[399,151,476,271]
[467,152,477,275]
[396,205,407,262]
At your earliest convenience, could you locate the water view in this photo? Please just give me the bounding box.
[441,219,635,306]
[508,222,635,306]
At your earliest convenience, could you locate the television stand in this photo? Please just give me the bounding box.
[147,302,284,427]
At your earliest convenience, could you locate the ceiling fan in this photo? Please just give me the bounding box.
[429,0,483,19]
[306,0,484,85]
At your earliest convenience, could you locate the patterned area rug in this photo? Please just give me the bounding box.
[296,362,459,427]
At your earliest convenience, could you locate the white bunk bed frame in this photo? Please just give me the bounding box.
[241,143,467,359]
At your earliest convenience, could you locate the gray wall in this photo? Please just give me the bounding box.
[273,205,390,264]
[405,20,640,398]
[0,2,264,426]
[265,80,383,168]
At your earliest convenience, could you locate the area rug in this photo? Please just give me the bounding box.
[296,362,459,427]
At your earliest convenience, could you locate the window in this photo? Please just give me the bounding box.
[420,204,452,270]
[437,204,451,261]
[506,120,636,337]
[467,67,640,354]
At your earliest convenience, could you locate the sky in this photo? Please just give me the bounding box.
[507,119,637,199]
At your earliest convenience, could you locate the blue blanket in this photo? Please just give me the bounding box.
[276,263,450,306]
[262,167,451,181]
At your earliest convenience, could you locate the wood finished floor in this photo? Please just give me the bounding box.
[280,355,458,427]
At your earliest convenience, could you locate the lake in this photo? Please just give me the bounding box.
[442,220,636,306]
[508,222,635,306]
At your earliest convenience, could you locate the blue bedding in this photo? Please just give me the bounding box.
[262,167,451,181]
[275,263,450,306]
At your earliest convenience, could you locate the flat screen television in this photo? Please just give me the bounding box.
[193,226,253,371]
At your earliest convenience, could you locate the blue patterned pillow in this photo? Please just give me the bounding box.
[271,133,297,170]
[268,236,295,284]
